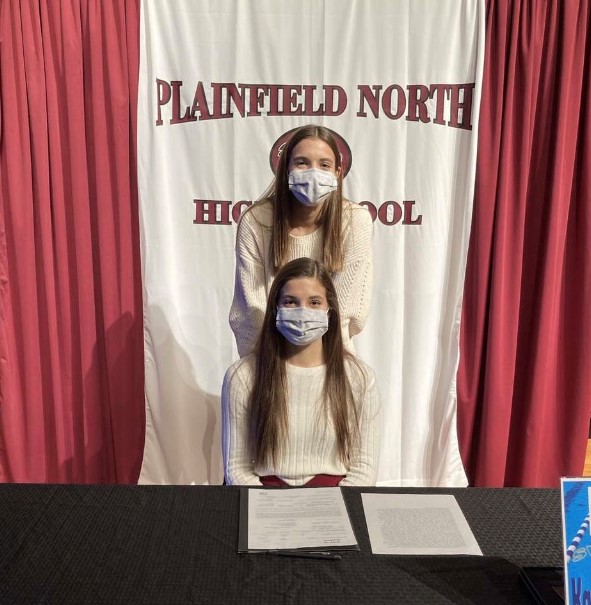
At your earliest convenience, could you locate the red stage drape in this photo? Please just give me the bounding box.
[0,1,144,482]
[458,0,591,486]
[1,0,589,485]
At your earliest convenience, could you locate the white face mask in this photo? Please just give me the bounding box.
[276,307,329,346]
[288,168,338,207]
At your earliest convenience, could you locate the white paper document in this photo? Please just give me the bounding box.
[361,493,483,555]
[245,487,358,552]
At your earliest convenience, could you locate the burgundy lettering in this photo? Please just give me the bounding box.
[155,79,171,126]
[357,85,382,118]
[403,200,422,225]
[231,200,252,223]
[188,81,212,122]
[406,85,430,123]
[323,85,347,116]
[303,85,325,116]
[170,81,195,124]
[448,84,474,130]
[193,200,232,225]
[246,85,269,117]
[283,85,303,115]
[382,85,406,120]
[378,201,403,225]
[429,84,451,126]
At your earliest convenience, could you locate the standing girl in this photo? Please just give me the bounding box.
[223,257,380,486]
[230,125,373,356]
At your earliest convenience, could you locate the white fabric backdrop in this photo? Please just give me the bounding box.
[137,0,485,486]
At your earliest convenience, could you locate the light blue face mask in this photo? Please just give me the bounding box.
[288,168,338,206]
[276,306,329,346]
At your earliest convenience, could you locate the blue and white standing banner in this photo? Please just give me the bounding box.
[561,478,591,603]
[137,0,485,486]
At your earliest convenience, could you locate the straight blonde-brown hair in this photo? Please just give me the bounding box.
[248,257,363,467]
[259,125,346,274]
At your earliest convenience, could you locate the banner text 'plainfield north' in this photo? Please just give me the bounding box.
[155,81,475,130]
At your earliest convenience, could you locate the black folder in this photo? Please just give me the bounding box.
[520,567,564,604]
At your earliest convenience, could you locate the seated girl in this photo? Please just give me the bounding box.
[222,257,380,486]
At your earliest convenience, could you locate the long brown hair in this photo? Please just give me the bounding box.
[260,125,346,273]
[248,257,362,467]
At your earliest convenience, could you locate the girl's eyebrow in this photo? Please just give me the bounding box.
[290,155,334,163]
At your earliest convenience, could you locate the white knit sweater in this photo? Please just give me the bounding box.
[229,200,373,357]
[222,356,381,486]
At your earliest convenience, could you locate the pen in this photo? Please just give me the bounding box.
[268,550,342,560]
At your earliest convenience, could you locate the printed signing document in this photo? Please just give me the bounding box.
[361,493,482,555]
[239,487,358,552]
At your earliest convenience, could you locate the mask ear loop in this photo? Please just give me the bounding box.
[335,152,343,180]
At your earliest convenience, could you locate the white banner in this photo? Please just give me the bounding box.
[137,0,484,486]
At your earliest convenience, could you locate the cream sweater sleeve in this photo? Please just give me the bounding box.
[333,204,374,338]
[229,210,269,357]
[222,359,263,486]
[340,362,381,486]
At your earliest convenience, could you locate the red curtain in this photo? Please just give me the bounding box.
[1,0,589,486]
[458,0,591,486]
[0,1,144,482]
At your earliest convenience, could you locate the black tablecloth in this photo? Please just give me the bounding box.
[0,485,563,604]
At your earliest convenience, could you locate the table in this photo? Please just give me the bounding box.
[0,485,563,604]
